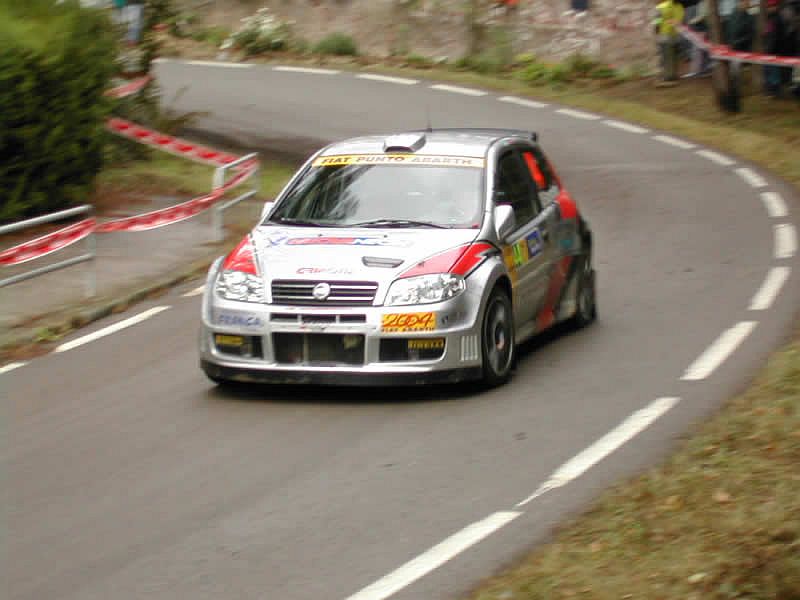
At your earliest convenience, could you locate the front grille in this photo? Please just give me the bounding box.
[271,280,378,306]
[273,333,365,365]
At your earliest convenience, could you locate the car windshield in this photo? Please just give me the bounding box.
[268,163,484,229]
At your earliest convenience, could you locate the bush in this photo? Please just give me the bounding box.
[313,33,358,56]
[226,7,292,57]
[0,0,118,222]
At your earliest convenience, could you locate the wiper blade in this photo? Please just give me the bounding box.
[268,218,337,227]
[351,219,447,229]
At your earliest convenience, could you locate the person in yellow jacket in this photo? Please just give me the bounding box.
[653,0,686,83]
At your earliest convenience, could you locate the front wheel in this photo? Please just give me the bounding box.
[480,288,515,387]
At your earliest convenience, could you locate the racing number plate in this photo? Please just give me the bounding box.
[381,312,436,333]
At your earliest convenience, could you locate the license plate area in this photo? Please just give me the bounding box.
[273,333,365,366]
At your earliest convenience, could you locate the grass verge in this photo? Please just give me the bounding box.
[94,149,294,213]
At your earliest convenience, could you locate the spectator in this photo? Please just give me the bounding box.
[683,0,712,77]
[112,0,126,26]
[781,0,799,91]
[763,0,788,97]
[125,0,145,45]
[727,0,755,51]
[653,0,686,84]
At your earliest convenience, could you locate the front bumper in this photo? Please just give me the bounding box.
[199,290,486,386]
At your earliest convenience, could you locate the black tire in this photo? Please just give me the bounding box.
[571,253,597,329]
[480,288,515,387]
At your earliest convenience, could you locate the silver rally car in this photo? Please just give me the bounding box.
[200,128,596,387]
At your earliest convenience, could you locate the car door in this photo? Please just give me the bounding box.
[494,148,553,326]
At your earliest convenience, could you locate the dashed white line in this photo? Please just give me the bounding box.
[774,223,798,259]
[749,266,791,311]
[498,96,547,109]
[429,84,487,97]
[273,66,340,75]
[761,192,788,218]
[696,149,736,167]
[736,167,768,189]
[515,397,680,507]
[182,285,205,298]
[344,511,521,600]
[55,306,171,354]
[681,321,758,381]
[357,73,418,85]
[185,60,252,69]
[0,362,27,375]
[556,108,600,120]
[653,134,696,150]
[603,120,648,134]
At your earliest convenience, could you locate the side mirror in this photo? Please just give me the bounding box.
[260,201,275,220]
[494,204,515,241]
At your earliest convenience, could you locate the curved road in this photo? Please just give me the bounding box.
[4,62,799,600]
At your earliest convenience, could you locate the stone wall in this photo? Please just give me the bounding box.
[194,0,657,66]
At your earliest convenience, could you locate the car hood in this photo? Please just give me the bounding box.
[251,225,481,283]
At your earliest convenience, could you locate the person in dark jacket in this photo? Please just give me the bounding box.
[763,0,787,96]
[727,0,755,51]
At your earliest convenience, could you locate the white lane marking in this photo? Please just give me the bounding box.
[556,108,600,120]
[681,321,758,381]
[185,60,252,69]
[430,84,487,97]
[0,362,27,375]
[761,192,788,218]
[749,267,791,311]
[696,149,735,167]
[653,134,696,150]
[182,285,205,298]
[357,73,418,85]
[515,397,680,508]
[344,511,521,600]
[736,167,767,189]
[775,224,798,259]
[273,66,340,75]
[603,120,648,134]
[498,96,547,109]
[55,306,171,354]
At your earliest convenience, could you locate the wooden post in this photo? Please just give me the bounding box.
[708,0,739,112]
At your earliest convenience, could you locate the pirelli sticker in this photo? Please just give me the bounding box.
[312,154,485,168]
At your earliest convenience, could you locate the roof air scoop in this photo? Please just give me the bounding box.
[383,133,426,153]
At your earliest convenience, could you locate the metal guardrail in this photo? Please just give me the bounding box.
[211,153,261,243]
[0,205,96,297]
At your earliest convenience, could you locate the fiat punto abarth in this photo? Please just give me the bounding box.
[200,128,595,387]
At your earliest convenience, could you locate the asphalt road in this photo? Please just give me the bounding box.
[4,62,799,600]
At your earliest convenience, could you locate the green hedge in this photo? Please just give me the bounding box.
[0,0,118,222]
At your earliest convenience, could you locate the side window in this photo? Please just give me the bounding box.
[522,148,559,206]
[496,151,539,228]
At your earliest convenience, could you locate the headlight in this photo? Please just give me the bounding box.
[385,274,466,306]
[216,270,264,303]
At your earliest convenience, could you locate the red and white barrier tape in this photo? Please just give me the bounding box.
[0,218,96,267]
[679,25,800,68]
[96,191,223,233]
[105,75,152,99]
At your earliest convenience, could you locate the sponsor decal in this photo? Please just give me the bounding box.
[526,229,543,258]
[407,338,445,350]
[287,236,412,248]
[381,312,436,333]
[312,154,485,168]
[263,230,290,247]
[296,267,354,275]
[216,312,264,329]
[511,239,529,267]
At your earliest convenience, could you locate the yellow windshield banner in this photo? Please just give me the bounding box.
[312,154,485,168]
